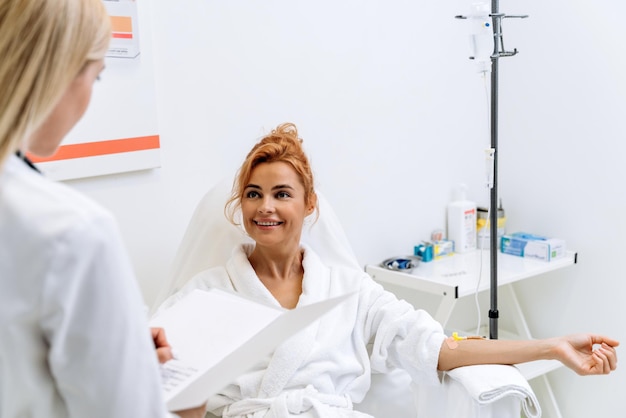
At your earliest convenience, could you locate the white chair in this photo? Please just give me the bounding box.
[153,180,541,418]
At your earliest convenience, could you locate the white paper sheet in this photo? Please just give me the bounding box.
[149,288,352,411]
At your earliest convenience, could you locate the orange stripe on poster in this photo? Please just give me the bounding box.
[28,135,160,163]
[112,33,133,39]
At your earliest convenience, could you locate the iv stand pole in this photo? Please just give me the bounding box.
[488,0,501,340]
[457,1,527,340]
[488,1,527,340]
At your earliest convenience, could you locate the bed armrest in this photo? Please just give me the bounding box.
[356,366,538,418]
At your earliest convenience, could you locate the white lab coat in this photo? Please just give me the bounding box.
[158,244,447,418]
[0,155,171,417]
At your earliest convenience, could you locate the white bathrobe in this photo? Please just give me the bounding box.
[159,244,447,418]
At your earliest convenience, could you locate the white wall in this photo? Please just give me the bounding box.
[68,0,625,416]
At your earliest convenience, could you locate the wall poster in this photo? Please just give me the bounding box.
[30,0,161,181]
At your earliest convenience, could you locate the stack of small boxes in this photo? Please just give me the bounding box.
[414,230,454,262]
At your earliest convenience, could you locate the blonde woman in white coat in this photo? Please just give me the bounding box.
[0,1,204,417]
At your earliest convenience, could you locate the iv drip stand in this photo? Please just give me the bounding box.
[456,1,527,340]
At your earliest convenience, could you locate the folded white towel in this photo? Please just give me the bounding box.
[446,364,541,418]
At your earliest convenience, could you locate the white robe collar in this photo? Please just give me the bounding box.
[226,243,331,308]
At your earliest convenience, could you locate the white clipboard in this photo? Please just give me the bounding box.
[149,288,352,411]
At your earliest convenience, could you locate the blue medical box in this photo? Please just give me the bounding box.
[500,232,565,261]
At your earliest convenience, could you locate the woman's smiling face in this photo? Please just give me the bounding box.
[241,161,314,250]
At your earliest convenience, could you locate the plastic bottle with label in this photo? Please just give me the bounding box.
[476,201,506,249]
[447,184,477,253]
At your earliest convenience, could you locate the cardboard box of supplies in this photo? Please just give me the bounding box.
[500,232,565,261]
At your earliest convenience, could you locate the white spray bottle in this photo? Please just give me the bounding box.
[447,184,477,253]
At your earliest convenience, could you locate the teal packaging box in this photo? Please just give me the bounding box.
[500,232,565,261]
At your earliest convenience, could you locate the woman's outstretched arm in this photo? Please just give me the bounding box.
[437,333,619,376]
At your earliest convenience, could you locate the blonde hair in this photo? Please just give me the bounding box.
[0,0,111,166]
[225,123,319,225]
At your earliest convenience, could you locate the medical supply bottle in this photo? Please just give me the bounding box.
[447,184,477,253]
[476,202,506,249]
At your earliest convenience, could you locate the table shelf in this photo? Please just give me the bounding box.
[366,250,577,299]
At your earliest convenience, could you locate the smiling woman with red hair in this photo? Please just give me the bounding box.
[158,122,618,418]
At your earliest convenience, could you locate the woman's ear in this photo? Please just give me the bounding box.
[306,192,318,215]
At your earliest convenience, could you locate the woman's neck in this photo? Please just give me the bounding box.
[248,245,304,281]
[248,245,304,309]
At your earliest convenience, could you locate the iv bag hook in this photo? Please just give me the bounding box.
[455,12,528,60]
